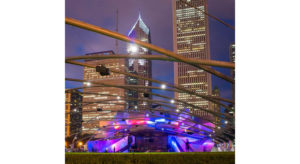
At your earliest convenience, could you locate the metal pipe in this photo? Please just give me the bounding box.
[75,91,234,126]
[66,60,235,107]
[65,17,234,83]
[66,54,234,69]
[77,107,215,134]
[67,88,233,126]
[66,78,234,120]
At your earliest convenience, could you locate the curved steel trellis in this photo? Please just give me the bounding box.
[65,17,234,83]
[66,105,233,142]
[67,106,233,142]
[66,78,234,121]
[66,85,234,122]
[68,108,214,136]
[66,91,234,131]
[65,17,235,143]
[66,54,234,69]
[66,60,235,107]
[66,90,234,129]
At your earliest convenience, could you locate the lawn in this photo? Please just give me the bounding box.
[65,152,235,164]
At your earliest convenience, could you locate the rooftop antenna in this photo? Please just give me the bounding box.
[138,10,141,19]
[115,9,119,54]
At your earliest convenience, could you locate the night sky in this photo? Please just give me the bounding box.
[65,0,235,104]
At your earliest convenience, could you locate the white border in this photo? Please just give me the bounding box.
[236,0,300,163]
[0,0,64,164]
[1,0,300,163]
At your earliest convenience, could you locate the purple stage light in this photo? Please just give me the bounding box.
[168,135,214,152]
[87,136,129,153]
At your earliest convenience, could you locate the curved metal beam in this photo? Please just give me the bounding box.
[66,54,234,69]
[67,87,233,121]
[65,17,234,83]
[82,116,210,136]
[79,97,230,122]
[67,92,231,128]
[67,90,234,127]
[66,78,234,121]
[71,88,233,122]
[73,109,213,136]
[79,99,176,110]
[67,102,234,141]
[66,87,234,129]
[65,60,234,107]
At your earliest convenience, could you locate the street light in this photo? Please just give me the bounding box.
[225,120,228,124]
[161,84,166,89]
[87,82,91,86]
[78,141,83,148]
[170,99,175,104]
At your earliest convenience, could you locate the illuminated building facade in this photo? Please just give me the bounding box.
[82,50,127,134]
[126,13,152,111]
[172,0,212,118]
[65,89,82,137]
[212,87,221,125]
[230,43,235,101]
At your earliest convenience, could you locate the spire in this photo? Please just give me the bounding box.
[128,12,150,36]
[138,11,142,19]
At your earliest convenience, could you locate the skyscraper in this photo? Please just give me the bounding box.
[212,87,221,125]
[82,50,127,134]
[172,0,212,118]
[229,43,235,101]
[65,89,82,137]
[126,13,152,111]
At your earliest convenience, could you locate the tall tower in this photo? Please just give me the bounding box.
[172,0,212,118]
[65,89,82,137]
[212,87,221,125]
[229,43,235,101]
[126,13,152,111]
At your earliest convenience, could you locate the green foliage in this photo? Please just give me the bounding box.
[65,152,235,164]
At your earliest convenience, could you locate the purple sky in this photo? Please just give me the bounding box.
[65,0,235,104]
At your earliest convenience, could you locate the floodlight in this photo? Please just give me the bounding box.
[128,44,138,53]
